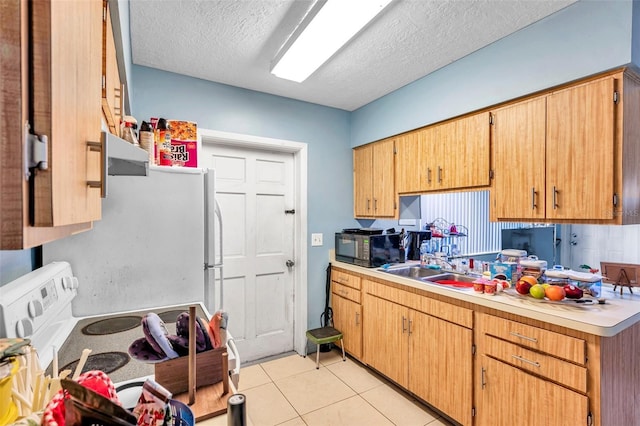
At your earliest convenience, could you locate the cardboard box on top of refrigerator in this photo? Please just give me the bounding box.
[167,120,198,167]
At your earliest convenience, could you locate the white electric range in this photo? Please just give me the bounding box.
[0,261,240,407]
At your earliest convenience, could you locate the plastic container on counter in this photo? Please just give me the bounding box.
[499,249,528,263]
[520,256,548,280]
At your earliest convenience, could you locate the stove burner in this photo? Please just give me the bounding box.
[82,316,142,335]
[61,352,130,376]
[158,310,186,323]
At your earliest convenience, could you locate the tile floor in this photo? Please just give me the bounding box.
[199,349,456,426]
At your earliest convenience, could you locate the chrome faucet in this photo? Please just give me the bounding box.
[424,254,455,272]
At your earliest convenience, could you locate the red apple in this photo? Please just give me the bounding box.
[564,284,583,299]
[516,279,532,295]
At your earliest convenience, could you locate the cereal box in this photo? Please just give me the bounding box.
[167,120,198,167]
[490,262,520,287]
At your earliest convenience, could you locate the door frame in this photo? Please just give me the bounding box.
[200,128,308,356]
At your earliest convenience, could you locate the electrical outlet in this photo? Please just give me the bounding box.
[311,233,323,246]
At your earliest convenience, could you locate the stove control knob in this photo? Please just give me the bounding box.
[16,318,33,338]
[28,300,44,318]
[63,276,79,290]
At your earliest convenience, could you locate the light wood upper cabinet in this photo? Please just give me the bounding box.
[1,0,102,249]
[395,131,422,193]
[546,76,615,220]
[491,72,640,224]
[491,97,547,220]
[395,111,490,195]
[353,139,395,218]
[32,0,103,227]
[102,0,123,137]
[449,111,491,189]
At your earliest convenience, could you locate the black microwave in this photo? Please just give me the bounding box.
[335,231,400,267]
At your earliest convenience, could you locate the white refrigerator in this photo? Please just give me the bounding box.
[43,167,224,317]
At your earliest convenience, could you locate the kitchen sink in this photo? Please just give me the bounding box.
[379,266,445,279]
[426,273,477,283]
[379,266,479,289]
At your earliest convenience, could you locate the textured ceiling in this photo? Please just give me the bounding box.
[129,0,577,111]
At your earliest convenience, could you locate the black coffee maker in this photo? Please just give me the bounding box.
[407,231,432,260]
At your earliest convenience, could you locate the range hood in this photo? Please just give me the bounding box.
[104,131,149,176]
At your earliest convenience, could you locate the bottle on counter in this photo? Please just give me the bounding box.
[121,116,139,146]
[419,241,428,267]
[139,121,154,165]
[155,118,172,166]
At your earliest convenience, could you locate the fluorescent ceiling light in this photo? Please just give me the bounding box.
[271,0,393,83]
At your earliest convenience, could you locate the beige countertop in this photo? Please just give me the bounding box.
[331,256,640,337]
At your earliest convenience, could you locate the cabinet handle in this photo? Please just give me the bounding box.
[367,199,371,211]
[355,312,360,326]
[437,166,443,183]
[512,354,541,368]
[374,199,378,211]
[552,186,559,210]
[402,316,407,333]
[427,167,432,184]
[481,367,486,389]
[531,187,537,210]
[86,136,106,198]
[509,331,538,343]
[408,319,413,336]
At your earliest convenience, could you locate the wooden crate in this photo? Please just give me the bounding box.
[154,346,225,395]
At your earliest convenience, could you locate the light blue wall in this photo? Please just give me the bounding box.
[130,66,355,329]
[351,0,634,146]
[0,250,37,286]
[633,0,640,64]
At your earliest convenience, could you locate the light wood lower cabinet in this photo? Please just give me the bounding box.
[475,312,590,425]
[408,309,472,425]
[331,293,362,359]
[476,355,588,426]
[362,284,473,425]
[331,268,362,359]
[333,267,640,425]
[362,293,409,387]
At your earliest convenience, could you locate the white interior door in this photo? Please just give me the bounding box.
[203,143,296,362]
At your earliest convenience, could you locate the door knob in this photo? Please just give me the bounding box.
[286,259,295,270]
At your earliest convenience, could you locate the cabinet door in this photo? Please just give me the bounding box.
[408,310,472,426]
[354,145,373,217]
[362,293,408,387]
[492,98,547,220]
[332,293,362,359]
[428,112,490,191]
[371,139,395,217]
[476,356,588,426]
[32,0,103,226]
[451,112,490,189]
[395,132,421,194]
[546,77,616,220]
[102,0,123,137]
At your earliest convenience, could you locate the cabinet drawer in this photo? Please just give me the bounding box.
[479,314,586,365]
[364,279,472,328]
[332,269,361,290]
[484,335,587,393]
[332,282,361,304]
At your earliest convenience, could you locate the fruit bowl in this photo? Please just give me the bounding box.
[505,286,602,306]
